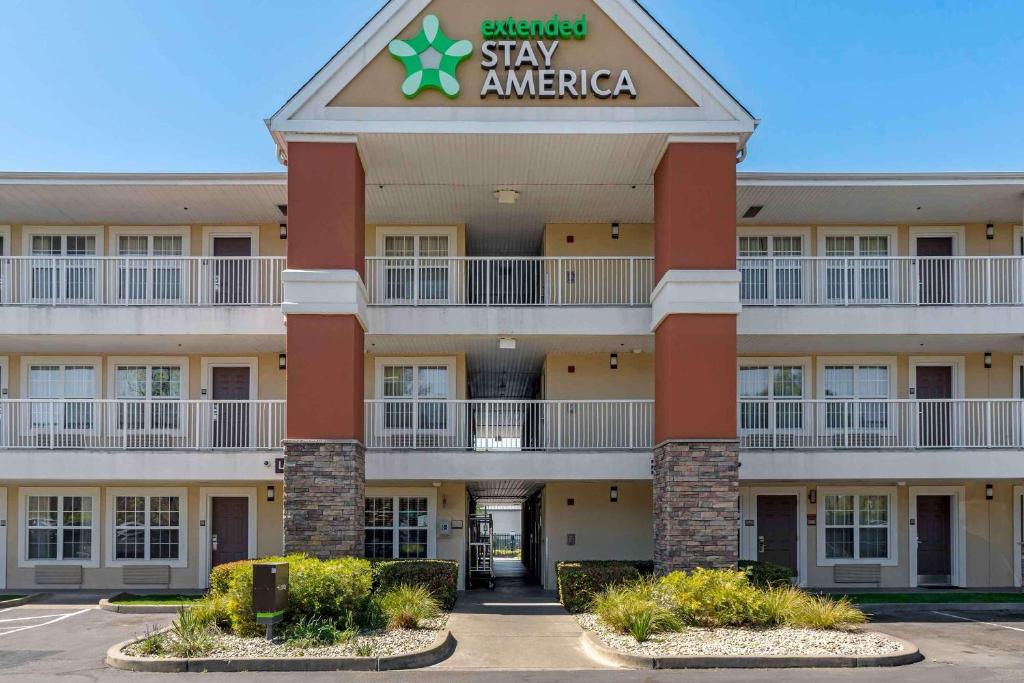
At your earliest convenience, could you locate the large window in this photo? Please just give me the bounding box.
[823,364,890,432]
[382,234,451,302]
[113,494,182,562]
[822,493,892,561]
[738,235,804,303]
[738,363,805,438]
[824,235,891,303]
[364,495,430,559]
[115,364,183,431]
[29,234,98,302]
[116,234,185,303]
[25,493,95,562]
[381,362,451,433]
[27,363,97,431]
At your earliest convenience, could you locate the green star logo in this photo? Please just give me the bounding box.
[388,14,473,99]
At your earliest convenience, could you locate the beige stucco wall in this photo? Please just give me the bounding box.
[2,482,280,591]
[542,223,653,257]
[541,481,653,588]
[542,352,653,400]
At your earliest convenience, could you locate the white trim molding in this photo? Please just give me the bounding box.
[105,356,190,401]
[364,485,438,559]
[907,485,967,588]
[908,356,966,400]
[1014,485,1023,588]
[200,357,259,400]
[650,269,741,329]
[201,226,259,257]
[815,486,899,567]
[0,225,10,256]
[17,487,101,568]
[104,487,189,568]
[908,226,966,256]
[282,269,368,327]
[739,486,807,587]
[816,226,900,257]
[107,226,191,257]
[197,487,258,588]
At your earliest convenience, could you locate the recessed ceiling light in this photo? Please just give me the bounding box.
[494,189,519,205]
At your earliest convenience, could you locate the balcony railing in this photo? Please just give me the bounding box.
[365,399,654,450]
[365,257,654,306]
[739,399,1024,449]
[0,256,285,305]
[0,400,285,449]
[738,256,1024,306]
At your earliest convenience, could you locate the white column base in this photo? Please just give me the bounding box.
[650,269,741,329]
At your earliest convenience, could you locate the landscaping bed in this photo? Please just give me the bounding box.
[110,594,202,606]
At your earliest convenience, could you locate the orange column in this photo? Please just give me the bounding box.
[285,141,365,441]
[653,143,737,443]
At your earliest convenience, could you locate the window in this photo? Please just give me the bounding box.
[25,494,94,561]
[29,234,98,302]
[823,493,891,561]
[27,363,97,431]
[824,235,891,302]
[381,362,451,433]
[364,495,430,559]
[738,235,804,303]
[116,234,185,303]
[823,364,890,432]
[113,495,182,561]
[382,234,451,302]
[115,364,183,431]
[738,364,805,438]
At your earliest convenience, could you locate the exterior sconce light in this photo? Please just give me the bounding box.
[278,353,287,370]
[984,352,993,369]
[985,483,994,500]
[611,222,620,239]
[267,485,276,502]
[808,489,817,504]
[279,223,288,240]
[610,486,619,503]
[609,353,618,369]
[986,223,994,240]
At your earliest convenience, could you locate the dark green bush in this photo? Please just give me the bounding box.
[372,560,459,610]
[556,561,653,613]
[209,559,256,595]
[738,560,793,588]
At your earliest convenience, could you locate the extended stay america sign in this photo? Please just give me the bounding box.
[389,13,637,100]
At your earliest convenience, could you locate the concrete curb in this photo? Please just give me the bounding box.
[105,629,456,673]
[579,629,923,669]
[99,594,191,615]
[0,593,46,608]
[860,602,1024,614]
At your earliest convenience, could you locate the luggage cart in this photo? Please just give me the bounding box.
[468,514,496,589]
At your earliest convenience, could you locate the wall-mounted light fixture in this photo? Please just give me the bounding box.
[609,353,618,369]
[267,485,276,502]
[278,353,287,370]
[986,483,994,500]
[611,222,620,239]
[986,223,995,240]
[984,352,993,369]
[610,486,619,503]
[808,489,817,504]
[279,223,288,240]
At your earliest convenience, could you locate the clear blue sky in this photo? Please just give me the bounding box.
[1,1,1021,173]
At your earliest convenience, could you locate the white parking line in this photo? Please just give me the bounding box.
[0,609,89,637]
[932,610,1024,633]
[0,613,78,623]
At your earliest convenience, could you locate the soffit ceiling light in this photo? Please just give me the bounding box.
[494,189,520,205]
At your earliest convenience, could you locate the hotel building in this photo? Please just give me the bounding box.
[2,0,1024,593]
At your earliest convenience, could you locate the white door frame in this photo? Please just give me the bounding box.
[739,486,807,587]
[197,487,257,589]
[0,488,7,589]
[1013,485,1023,588]
[908,485,967,588]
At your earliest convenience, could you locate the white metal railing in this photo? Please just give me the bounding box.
[365,399,654,450]
[738,256,1024,306]
[0,257,285,305]
[365,256,654,306]
[0,400,285,449]
[739,399,1024,449]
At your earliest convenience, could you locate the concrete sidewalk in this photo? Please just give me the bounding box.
[432,560,608,670]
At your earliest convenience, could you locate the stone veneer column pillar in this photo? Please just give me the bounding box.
[651,142,741,574]
[281,140,366,557]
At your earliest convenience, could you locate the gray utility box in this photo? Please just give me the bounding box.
[253,562,289,625]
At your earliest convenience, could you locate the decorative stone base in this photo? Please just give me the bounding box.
[283,439,365,558]
[653,440,739,573]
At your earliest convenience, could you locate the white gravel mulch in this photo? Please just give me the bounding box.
[126,614,447,660]
[577,613,902,658]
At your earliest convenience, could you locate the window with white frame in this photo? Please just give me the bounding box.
[115,364,183,431]
[823,364,890,432]
[738,235,804,302]
[364,495,429,559]
[29,234,98,302]
[28,363,97,431]
[25,494,94,561]
[822,493,891,560]
[738,364,805,435]
[381,363,450,432]
[113,494,182,561]
[116,234,185,303]
[824,235,891,302]
[382,234,451,302]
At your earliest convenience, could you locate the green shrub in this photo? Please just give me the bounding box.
[658,568,769,627]
[284,614,354,649]
[592,579,680,642]
[758,585,807,627]
[209,559,256,595]
[790,594,866,629]
[738,560,793,588]
[167,608,216,658]
[376,584,442,629]
[373,560,459,610]
[188,593,232,631]
[135,629,167,656]
[556,561,653,613]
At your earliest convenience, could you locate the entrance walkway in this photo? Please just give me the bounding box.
[433,559,609,670]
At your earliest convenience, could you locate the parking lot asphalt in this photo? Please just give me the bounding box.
[2,598,1024,682]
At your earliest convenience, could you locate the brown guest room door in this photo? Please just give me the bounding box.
[917,236,953,304]
[917,365,952,447]
[916,495,952,585]
[212,236,252,304]
[756,495,798,578]
[211,497,249,567]
[212,366,250,448]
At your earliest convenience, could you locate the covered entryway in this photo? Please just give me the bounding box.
[465,481,543,590]
[910,486,966,587]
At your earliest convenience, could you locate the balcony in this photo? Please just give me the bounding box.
[738,256,1024,306]
[0,399,285,449]
[365,257,654,306]
[0,256,285,306]
[739,398,1024,449]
